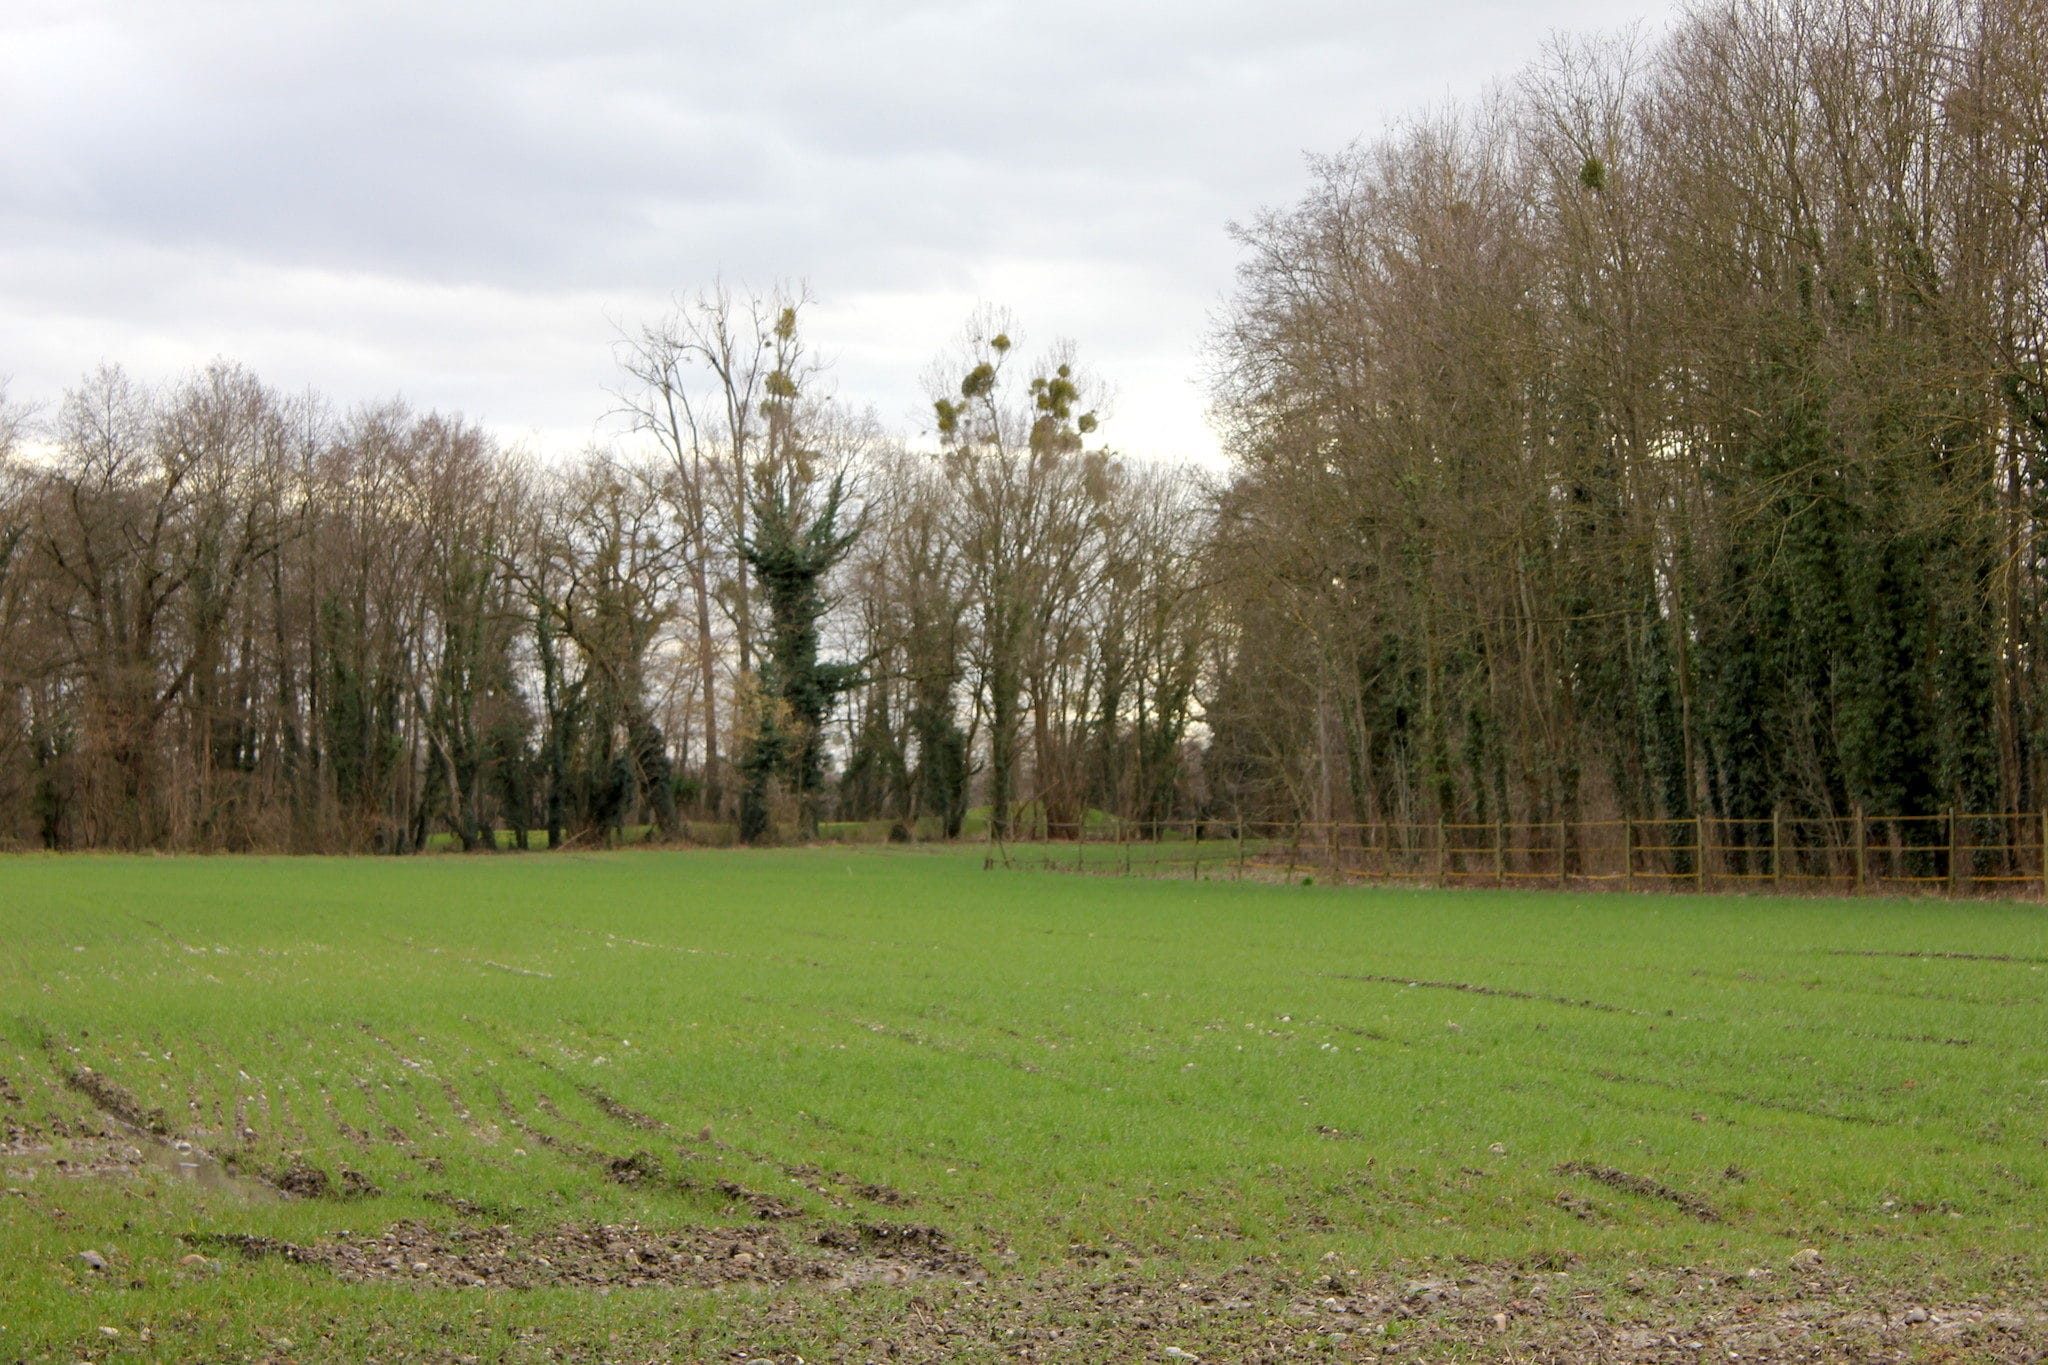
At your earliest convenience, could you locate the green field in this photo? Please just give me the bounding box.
[3,850,2046,1362]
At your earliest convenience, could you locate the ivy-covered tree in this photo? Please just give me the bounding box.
[737,307,864,842]
[739,472,862,840]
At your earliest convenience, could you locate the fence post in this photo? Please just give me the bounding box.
[1854,803,1867,891]
[1947,807,1959,897]
[1082,807,2048,901]
[1771,805,1783,891]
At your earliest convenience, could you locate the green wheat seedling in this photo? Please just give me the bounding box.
[1,848,2043,1359]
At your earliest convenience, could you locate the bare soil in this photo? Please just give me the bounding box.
[813,1260,2048,1364]
[16,1093,2048,1361]
[193,1216,981,1293]
[172,1213,2048,1362]
[1555,1161,1723,1223]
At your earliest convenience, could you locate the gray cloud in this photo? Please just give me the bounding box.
[0,0,1675,462]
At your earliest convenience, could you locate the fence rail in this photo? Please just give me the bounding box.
[986,809,2048,898]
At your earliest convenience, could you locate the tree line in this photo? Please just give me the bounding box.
[0,295,1209,850]
[1206,0,2048,850]
[5,0,2043,853]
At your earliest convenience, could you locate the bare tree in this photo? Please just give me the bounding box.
[615,283,812,816]
[929,315,1111,840]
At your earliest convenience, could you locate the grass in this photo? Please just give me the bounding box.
[2,848,2045,1361]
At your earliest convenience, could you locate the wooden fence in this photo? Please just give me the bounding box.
[987,809,2048,897]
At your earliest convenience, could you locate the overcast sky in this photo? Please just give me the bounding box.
[0,1,1675,465]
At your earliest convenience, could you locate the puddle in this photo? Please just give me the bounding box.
[123,1121,277,1199]
[135,1132,275,1198]
[45,1061,279,1199]
[31,1116,280,1200]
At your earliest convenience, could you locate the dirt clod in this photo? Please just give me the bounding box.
[1556,1160,1721,1223]
[813,1222,980,1278]
[851,1180,914,1207]
[64,1067,169,1136]
[718,1179,801,1220]
[271,1157,331,1198]
[193,1217,980,1291]
[577,1083,666,1132]
[605,1151,663,1186]
[173,1227,2048,1360]
[422,1191,511,1219]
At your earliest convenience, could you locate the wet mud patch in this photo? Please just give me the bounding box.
[23,1058,279,1199]
[1556,1161,1721,1222]
[8,1119,280,1199]
[192,1217,980,1291]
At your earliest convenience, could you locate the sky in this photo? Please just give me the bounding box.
[0,1,1676,466]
